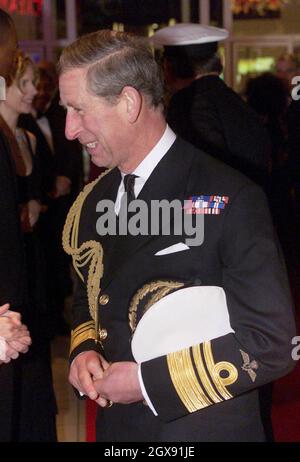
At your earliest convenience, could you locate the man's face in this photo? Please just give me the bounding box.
[0,29,17,81]
[59,67,128,169]
[33,74,56,113]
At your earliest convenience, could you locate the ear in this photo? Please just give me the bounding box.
[120,86,142,123]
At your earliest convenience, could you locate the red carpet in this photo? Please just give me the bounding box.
[272,359,300,441]
[86,399,97,442]
[272,311,300,442]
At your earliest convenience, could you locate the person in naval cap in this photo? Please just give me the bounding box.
[152,23,271,188]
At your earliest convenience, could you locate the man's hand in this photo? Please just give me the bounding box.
[69,350,110,406]
[93,361,143,407]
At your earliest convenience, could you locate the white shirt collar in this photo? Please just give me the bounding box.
[120,124,176,193]
[115,125,176,213]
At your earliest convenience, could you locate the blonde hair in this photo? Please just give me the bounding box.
[8,50,38,90]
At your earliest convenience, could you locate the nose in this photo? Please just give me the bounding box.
[65,110,81,141]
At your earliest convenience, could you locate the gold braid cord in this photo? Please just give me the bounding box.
[129,280,185,333]
[62,169,112,325]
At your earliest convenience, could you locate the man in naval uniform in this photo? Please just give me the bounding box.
[59,30,296,442]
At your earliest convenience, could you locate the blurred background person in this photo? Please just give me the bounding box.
[286,57,300,228]
[0,8,32,442]
[152,23,271,189]
[275,53,299,99]
[0,50,57,441]
[20,60,84,337]
[246,72,291,229]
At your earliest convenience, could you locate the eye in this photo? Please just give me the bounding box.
[20,79,28,89]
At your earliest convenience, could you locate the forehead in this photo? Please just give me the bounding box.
[59,67,89,101]
[20,64,35,78]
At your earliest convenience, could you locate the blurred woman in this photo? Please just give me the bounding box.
[0,51,57,442]
[0,52,41,228]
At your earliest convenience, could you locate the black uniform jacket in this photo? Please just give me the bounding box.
[167,75,271,187]
[68,137,295,442]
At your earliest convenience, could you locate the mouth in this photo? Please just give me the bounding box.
[86,141,98,149]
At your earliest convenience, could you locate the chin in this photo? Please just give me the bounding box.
[91,158,108,168]
[20,105,32,115]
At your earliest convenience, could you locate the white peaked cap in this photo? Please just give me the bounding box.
[151,23,229,47]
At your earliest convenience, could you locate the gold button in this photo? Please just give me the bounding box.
[99,294,110,305]
[99,329,108,341]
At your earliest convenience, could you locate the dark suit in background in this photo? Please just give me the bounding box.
[167,75,271,188]
[287,99,300,223]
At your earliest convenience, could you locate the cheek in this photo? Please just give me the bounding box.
[6,91,21,110]
[82,115,99,136]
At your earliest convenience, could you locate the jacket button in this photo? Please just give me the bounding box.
[99,294,110,305]
[99,329,108,341]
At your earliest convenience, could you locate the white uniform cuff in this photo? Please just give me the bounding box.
[138,364,158,416]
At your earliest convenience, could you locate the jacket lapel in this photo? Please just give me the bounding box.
[101,137,195,288]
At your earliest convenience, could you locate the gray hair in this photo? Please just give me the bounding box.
[58,30,164,108]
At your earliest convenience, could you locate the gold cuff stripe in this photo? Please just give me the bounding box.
[70,324,96,355]
[167,342,239,413]
[72,321,95,337]
[192,345,223,404]
[202,341,238,401]
[167,348,212,413]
